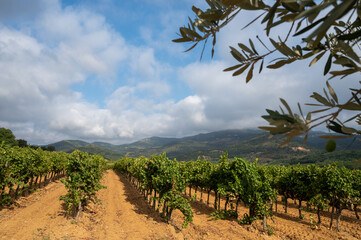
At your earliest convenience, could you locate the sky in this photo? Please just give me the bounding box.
[0,0,359,145]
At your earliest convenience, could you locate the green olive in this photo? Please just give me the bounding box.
[325,140,336,152]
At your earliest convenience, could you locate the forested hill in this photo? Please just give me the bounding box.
[48,129,361,169]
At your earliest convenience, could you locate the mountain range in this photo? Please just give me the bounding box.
[48,129,361,169]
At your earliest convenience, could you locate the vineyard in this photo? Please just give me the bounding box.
[113,153,361,233]
[0,145,106,211]
[0,145,68,206]
[0,146,360,239]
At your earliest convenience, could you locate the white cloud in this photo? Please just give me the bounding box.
[129,47,157,77]
[0,1,132,143]
[177,58,328,131]
[36,2,128,79]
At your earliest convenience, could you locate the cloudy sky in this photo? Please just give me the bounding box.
[0,0,359,145]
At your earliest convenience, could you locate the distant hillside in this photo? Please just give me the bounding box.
[47,129,361,169]
[50,140,89,153]
[49,129,261,158]
[123,136,179,148]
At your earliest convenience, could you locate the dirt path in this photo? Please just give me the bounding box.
[90,171,180,240]
[0,171,360,240]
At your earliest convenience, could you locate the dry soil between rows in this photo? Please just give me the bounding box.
[0,170,360,240]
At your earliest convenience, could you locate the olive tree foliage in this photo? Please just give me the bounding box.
[173,0,361,146]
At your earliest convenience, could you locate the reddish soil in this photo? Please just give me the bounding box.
[0,170,360,240]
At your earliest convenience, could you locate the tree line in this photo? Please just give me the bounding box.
[0,127,55,151]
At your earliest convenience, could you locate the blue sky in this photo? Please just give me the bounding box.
[0,0,359,145]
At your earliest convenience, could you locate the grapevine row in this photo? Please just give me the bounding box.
[113,153,361,232]
[60,150,107,220]
[185,155,361,231]
[0,145,107,222]
[113,154,193,227]
[0,145,68,207]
